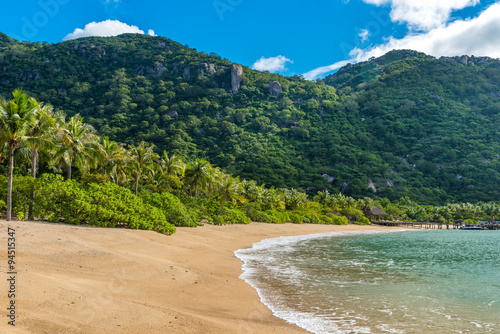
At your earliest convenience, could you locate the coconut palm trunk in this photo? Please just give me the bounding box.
[6,145,15,221]
[28,147,38,220]
[194,183,199,205]
[219,196,227,215]
[135,175,140,196]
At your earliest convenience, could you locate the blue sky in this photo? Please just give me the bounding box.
[2,0,500,79]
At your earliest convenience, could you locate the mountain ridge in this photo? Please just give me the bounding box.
[1,33,499,204]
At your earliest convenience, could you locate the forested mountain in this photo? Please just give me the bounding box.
[323,50,500,203]
[0,32,499,204]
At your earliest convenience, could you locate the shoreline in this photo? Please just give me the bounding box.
[0,220,406,333]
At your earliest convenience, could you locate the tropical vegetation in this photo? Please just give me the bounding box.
[1,89,499,234]
[0,33,499,204]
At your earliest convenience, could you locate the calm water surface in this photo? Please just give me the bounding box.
[235,230,500,333]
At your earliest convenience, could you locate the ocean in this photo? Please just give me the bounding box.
[235,230,500,333]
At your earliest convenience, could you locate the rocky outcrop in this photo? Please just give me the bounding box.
[322,174,335,184]
[269,81,282,97]
[478,57,490,64]
[172,62,180,74]
[209,63,216,75]
[199,63,208,76]
[340,182,349,193]
[73,44,87,51]
[135,66,146,76]
[166,110,178,118]
[458,55,468,65]
[182,66,190,80]
[156,42,170,49]
[19,70,40,82]
[368,180,377,193]
[155,63,164,77]
[231,64,243,94]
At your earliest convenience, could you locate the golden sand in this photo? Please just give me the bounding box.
[0,220,404,333]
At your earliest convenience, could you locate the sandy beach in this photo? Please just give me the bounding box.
[0,220,404,333]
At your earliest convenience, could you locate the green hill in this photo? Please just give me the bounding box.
[323,50,500,203]
[0,34,499,204]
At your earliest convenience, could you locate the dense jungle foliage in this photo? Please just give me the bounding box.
[0,32,499,204]
[1,89,500,232]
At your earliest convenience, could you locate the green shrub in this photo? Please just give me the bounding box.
[80,173,110,184]
[331,215,349,225]
[319,215,333,224]
[141,192,200,227]
[288,213,303,224]
[303,213,320,224]
[194,198,221,217]
[213,208,251,225]
[265,210,288,224]
[355,216,371,225]
[34,174,176,234]
[247,209,274,223]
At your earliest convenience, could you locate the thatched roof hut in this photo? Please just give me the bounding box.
[364,206,389,221]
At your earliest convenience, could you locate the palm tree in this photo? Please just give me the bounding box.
[358,197,375,211]
[217,174,245,215]
[154,151,185,192]
[0,89,41,221]
[241,179,263,203]
[97,136,125,175]
[127,141,159,195]
[283,188,308,210]
[54,115,98,179]
[262,188,285,211]
[26,104,57,220]
[160,150,184,176]
[184,159,212,205]
[110,151,129,185]
[314,190,332,208]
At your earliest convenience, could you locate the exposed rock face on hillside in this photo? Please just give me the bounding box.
[166,110,178,118]
[183,66,191,81]
[368,180,377,193]
[269,81,282,97]
[231,64,243,94]
[322,174,335,184]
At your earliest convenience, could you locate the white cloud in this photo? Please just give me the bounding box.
[350,3,500,61]
[363,0,480,31]
[148,29,157,37]
[302,60,353,81]
[303,2,500,80]
[252,55,293,72]
[63,20,147,41]
[359,29,370,42]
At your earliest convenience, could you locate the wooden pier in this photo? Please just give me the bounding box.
[374,221,500,230]
[374,221,461,230]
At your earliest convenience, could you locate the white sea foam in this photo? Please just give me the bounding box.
[235,230,409,334]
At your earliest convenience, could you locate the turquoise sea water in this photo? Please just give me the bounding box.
[235,230,500,333]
